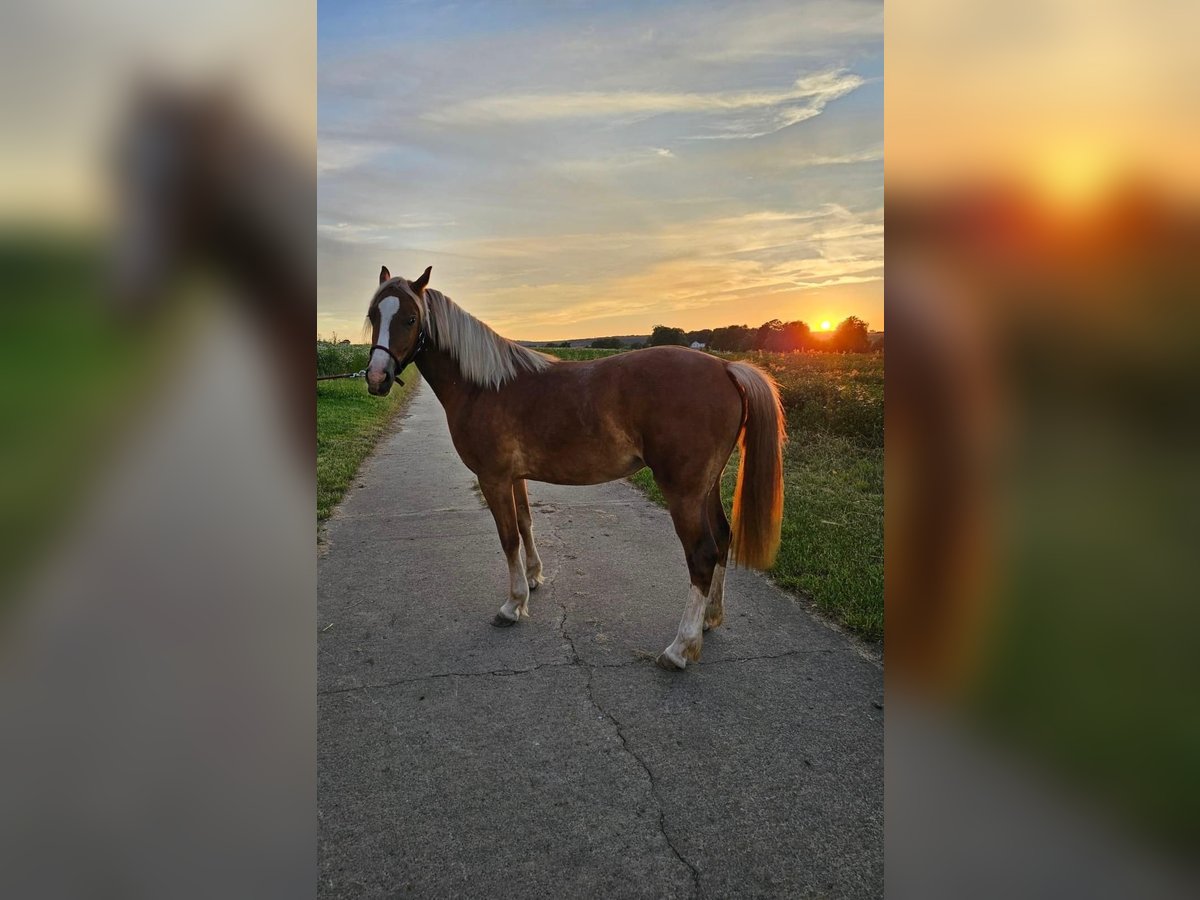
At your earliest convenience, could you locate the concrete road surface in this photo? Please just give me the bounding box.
[319,382,883,899]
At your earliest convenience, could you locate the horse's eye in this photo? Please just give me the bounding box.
[406,316,417,326]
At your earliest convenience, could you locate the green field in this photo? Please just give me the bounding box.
[0,239,173,603]
[539,347,885,642]
[317,343,417,521]
[529,347,623,361]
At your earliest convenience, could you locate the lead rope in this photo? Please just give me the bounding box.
[317,330,426,384]
[316,370,367,381]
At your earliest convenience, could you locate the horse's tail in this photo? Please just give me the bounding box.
[726,361,786,570]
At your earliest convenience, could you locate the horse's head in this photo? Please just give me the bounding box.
[365,265,432,396]
[108,80,243,315]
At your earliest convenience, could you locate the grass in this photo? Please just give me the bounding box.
[628,349,884,641]
[971,411,1200,845]
[318,341,372,376]
[317,346,417,521]
[536,347,624,361]
[0,237,169,603]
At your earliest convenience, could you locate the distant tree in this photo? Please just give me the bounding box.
[831,316,871,353]
[709,325,754,351]
[648,325,687,347]
[757,319,810,352]
[684,329,713,347]
[590,337,624,349]
[777,320,811,352]
[753,319,784,350]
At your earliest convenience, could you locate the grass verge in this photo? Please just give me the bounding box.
[1,238,173,604]
[317,367,416,521]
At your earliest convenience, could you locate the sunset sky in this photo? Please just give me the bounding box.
[318,0,883,341]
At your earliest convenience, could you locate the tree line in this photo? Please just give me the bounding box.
[599,316,875,353]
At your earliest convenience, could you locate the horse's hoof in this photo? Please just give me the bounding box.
[655,651,685,671]
[528,579,540,592]
[491,613,518,628]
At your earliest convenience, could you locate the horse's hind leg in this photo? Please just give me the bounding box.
[657,486,720,670]
[513,479,544,590]
[480,478,530,626]
[704,482,732,632]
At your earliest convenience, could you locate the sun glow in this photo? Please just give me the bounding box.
[1037,144,1120,214]
[821,320,831,331]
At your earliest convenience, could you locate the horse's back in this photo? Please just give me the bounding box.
[599,345,741,414]
[546,346,743,463]
[467,346,740,485]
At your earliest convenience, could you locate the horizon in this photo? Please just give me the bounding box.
[316,310,881,346]
[318,1,883,342]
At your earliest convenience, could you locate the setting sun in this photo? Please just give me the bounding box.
[1037,143,1120,213]
[821,321,831,331]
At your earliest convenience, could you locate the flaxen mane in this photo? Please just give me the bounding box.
[369,281,556,390]
[423,289,556,389]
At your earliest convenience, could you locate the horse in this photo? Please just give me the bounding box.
[108,79,314,456]
[365,266,786,670]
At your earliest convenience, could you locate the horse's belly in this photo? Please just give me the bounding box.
[518,436,642,486]
[529,460,644,487]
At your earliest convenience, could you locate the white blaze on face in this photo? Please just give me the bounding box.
[369,296,400,376]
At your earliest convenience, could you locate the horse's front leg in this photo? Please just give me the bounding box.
[480,478,529,627]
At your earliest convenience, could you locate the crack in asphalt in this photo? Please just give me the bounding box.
[316,647,841,695]
[321,492,830,896]
[318,660,574,695]
[556,601,704,899]
[320,388,883,897]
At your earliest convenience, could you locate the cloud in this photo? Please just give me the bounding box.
[424,68,864,140]
[401,203,883,329]
[317,139,384,174]
[317,216,458,246]
[790,147,884,168]
[317,2,884,340]
[316,198,883,339]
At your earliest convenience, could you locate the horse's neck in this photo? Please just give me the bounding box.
[415,345,474,412]
[211,132,309,309]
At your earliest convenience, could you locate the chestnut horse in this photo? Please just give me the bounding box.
[365,267,785,669]
[109,81,313,456]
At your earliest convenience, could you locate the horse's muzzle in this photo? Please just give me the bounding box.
[366,369,393,396]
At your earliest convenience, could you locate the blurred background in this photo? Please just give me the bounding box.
[2,0,1197,896]
[0,1,314,897]
[887,0,1199,895]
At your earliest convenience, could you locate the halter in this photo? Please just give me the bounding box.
[370,327,427,386]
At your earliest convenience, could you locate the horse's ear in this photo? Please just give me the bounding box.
[411,266,432,293]
[379,265,391,284]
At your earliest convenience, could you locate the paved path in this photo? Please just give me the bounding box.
[319,383,883,899]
